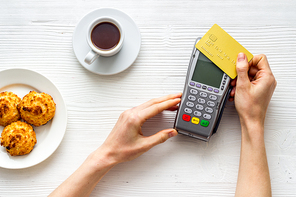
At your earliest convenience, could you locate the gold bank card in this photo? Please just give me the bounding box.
[195,24,253,79]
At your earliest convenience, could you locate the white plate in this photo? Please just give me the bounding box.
[0,68,67,169]
[73,8,141,75]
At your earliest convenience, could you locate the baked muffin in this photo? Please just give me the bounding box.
[0,91,21,127]
[19,91,56,127]
[0,121,37,156]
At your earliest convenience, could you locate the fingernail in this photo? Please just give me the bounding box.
[169,130,178,138]
[237,53,245,62]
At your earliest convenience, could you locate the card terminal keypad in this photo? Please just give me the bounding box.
[182,83,221,128]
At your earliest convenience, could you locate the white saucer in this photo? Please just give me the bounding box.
[73,8,141,75]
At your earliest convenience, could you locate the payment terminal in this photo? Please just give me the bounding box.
[174,38,232,141]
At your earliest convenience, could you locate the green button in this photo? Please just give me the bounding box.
[201,120,209,127]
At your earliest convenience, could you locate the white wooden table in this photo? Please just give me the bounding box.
[1,0,296,196]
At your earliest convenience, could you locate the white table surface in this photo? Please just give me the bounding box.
[1,0,296,196]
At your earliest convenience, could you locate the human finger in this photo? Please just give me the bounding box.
[248,65,259,77]
[228,85,236,102]
[142,129,178,149]
[231,59,256,87]
[166,105,179,111]
[135,93,182,111]
[236,53,251,89]
[251,54,272,72]
[138,97,181,122]
[230,86,236,97]
[230,78,237,87]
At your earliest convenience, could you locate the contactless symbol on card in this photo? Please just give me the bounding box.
[195,24,253,79]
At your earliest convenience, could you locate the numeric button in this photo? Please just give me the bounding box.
[196,104,204,111]
[203,114,211,120]
[209,95,217,101]
[198,98,205,104]
[194,111,202,117]
[186,101,194,108]
[207,101,215,107]
[190,89,198,95]
[205,107,213,114]
[200,92,207,98]
[184,108,192,114]
[188,95,196,101]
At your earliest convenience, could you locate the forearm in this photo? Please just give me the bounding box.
[235,121,271,197]
[49,149,117,197]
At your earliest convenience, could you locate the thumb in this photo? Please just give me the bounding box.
[236,53,250,85]
[145,129,178,148]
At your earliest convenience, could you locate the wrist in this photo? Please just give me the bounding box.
[239,118,265,143]
[86,147,118,173]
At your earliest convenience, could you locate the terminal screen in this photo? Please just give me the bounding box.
[191,53,223,88]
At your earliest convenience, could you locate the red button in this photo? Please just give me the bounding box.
[182,114,191,122]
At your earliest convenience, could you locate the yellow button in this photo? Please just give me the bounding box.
[191,117,200,125]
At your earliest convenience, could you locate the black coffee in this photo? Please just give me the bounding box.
[91,22,120,50]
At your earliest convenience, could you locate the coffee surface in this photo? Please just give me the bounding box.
[91,22,120,50]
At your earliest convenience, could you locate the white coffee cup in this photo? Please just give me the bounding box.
[84,17,124,65]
